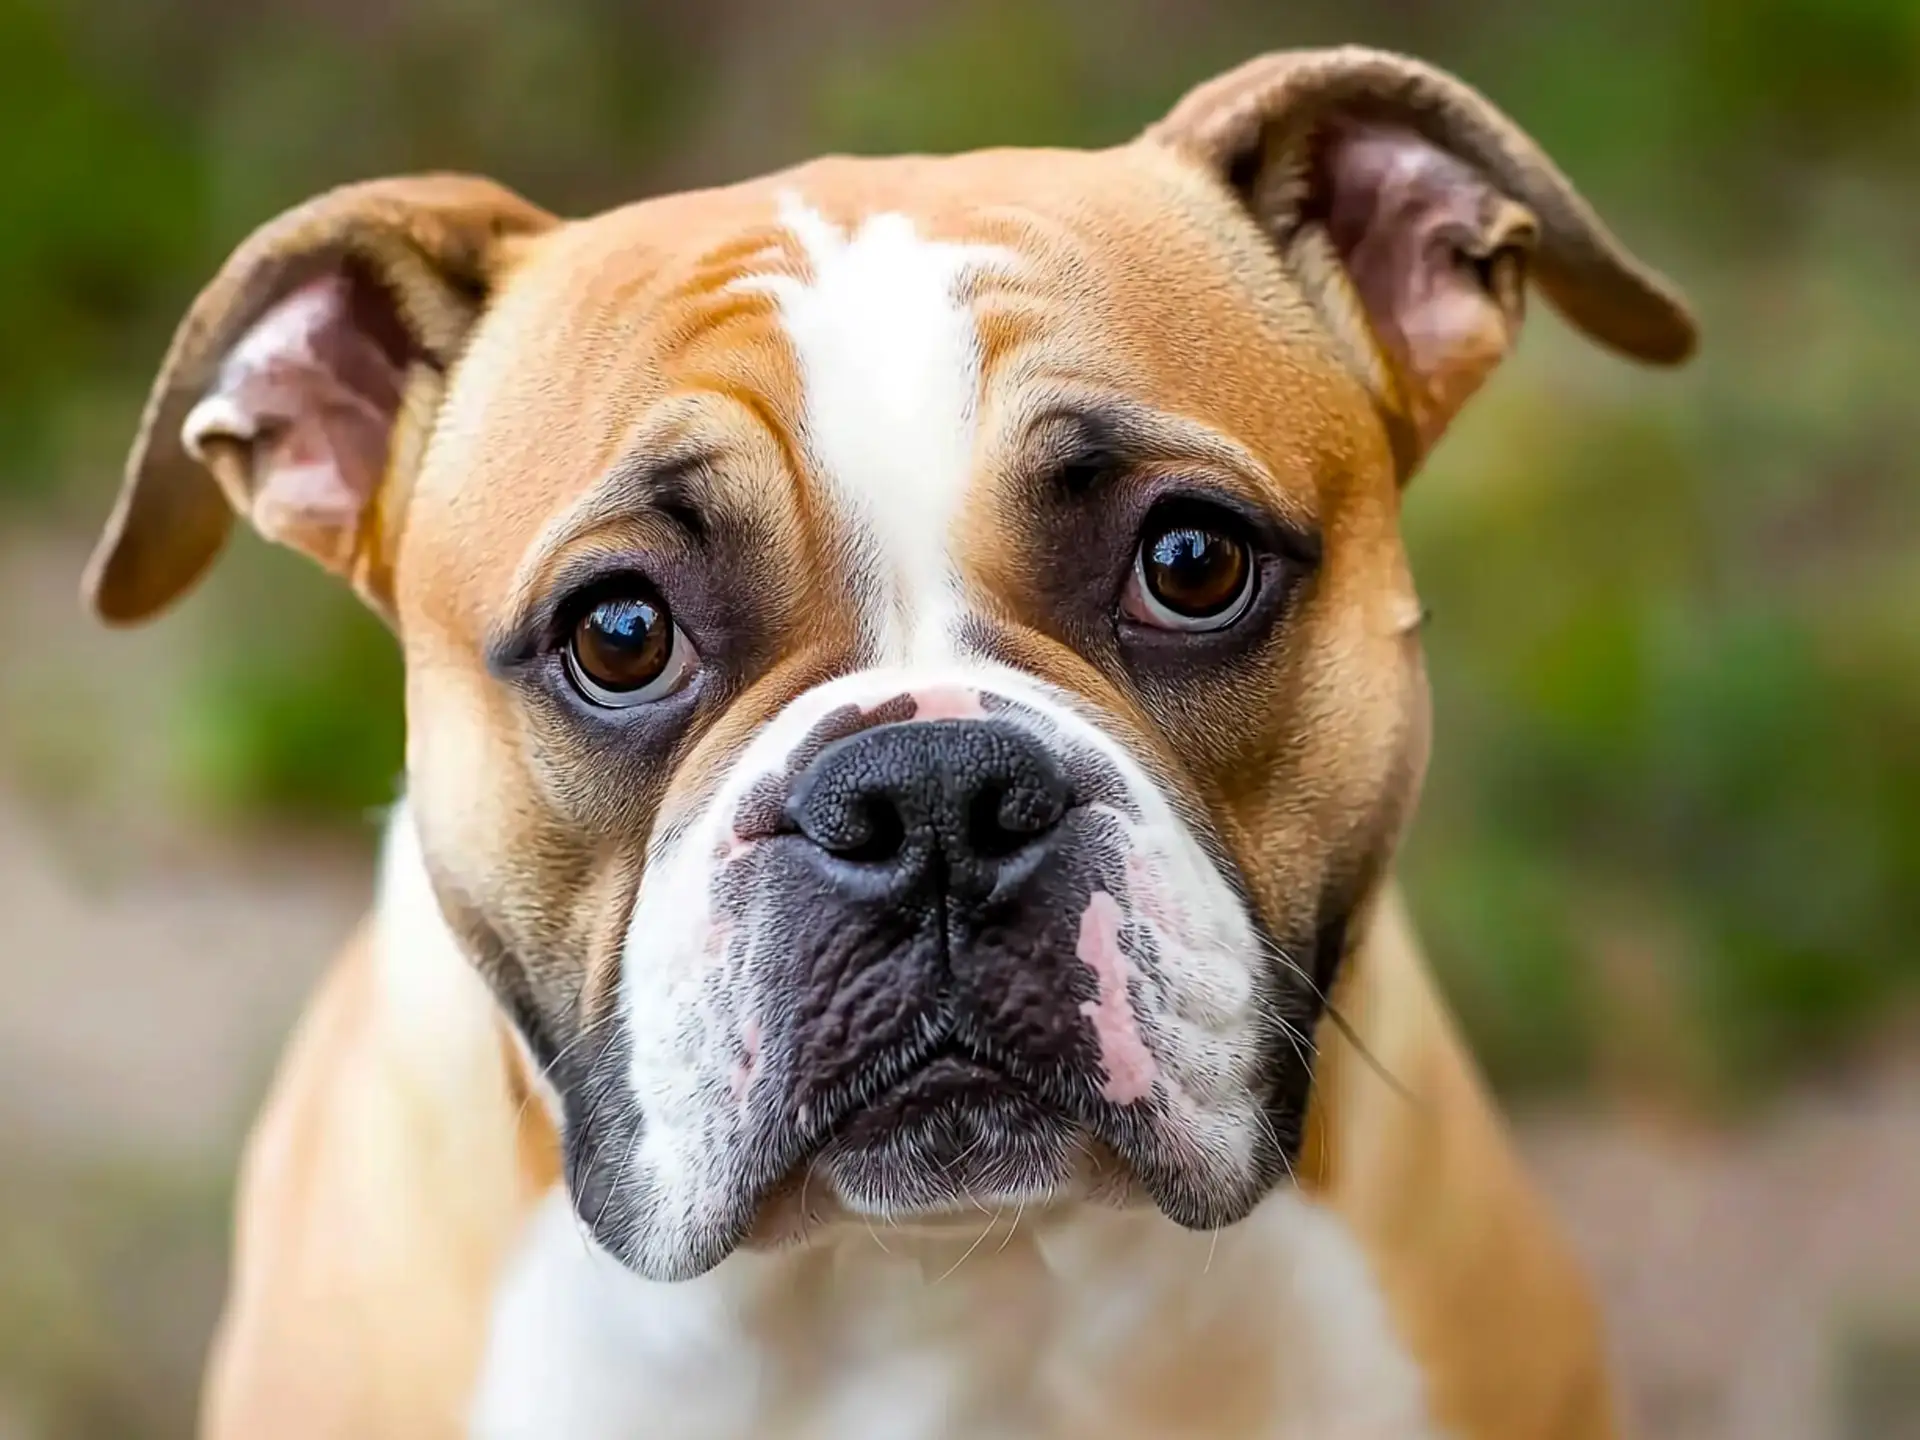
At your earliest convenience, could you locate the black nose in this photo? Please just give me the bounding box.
[785,719,1072,902]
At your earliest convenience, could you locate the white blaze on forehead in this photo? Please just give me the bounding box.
[736,192,1016,664]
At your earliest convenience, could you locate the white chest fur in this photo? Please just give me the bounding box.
[467,1186,1437,1440]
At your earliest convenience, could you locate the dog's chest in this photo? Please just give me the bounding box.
[467,1191,1438,1440]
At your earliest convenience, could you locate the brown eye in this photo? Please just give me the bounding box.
[564,587,695,707]
[1124,516,1256,632]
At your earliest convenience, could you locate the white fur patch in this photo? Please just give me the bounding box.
[736,193,1015,665]
[470,1186,1437,1439]
[374,801,523,1100]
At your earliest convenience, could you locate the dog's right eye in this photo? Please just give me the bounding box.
[564,584,697,708]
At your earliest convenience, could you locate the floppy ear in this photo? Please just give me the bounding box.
[1143,47,1697,465]
[82,174,558,627]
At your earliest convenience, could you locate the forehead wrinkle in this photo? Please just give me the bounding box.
[421,207,818,631]
[649,264,838,596]
[680,368,852,631]
[498,370,815,601]
[1004,386,1320,532]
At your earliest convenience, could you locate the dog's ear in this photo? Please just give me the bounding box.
[83,174,557,627]
[1144,47,1697,465]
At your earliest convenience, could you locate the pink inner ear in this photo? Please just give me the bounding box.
[1318,122,1526,447]
[181,270,410,570]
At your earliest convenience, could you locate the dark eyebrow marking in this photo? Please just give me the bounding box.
[483,449,720,674]
[1017,395,1322,545]
[570,446,721,547]
[640,468,710,545]
[1024,403,1138,495]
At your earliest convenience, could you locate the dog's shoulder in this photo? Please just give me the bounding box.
[1307,885,1619,1440]
[201,808,557,1440]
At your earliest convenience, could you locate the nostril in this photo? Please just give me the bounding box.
[966,780,1065,860]
[836,793,909,865]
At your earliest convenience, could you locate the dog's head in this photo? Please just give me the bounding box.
[85,48,1694,1280]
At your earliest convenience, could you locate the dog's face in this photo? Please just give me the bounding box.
[84,49,1693,1281]
[399,148,1433,1279]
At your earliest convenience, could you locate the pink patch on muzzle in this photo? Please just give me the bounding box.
[1075,890,1157,1105]
[907,685,986,721]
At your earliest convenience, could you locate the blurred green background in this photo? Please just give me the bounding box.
[1,0,1916,1436]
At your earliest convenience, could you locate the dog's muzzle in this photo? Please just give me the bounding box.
[710,702,1156,1220]
[607,680,1292,1279]
[747,717,1096,1210]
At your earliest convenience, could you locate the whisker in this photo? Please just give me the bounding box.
[542,1029,638,1269]
[560,1006,660,1152]
[1259,936,1418,1109]
[1251,1103,1297,1190]
[995,1196,1026,1255]
[1250,994,1320,1069]
[1319,1002,1418,1107]
[585,1092,654,1274]
[939,1129,991,1183]
[795,1158,820,1246]
[934,1212,1001,1285]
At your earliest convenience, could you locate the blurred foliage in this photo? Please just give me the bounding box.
[1,0,1916,1105]
[1836,1317,1920,1437]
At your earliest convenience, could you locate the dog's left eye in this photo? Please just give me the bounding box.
[1122,509,1258,632]
[563,584,697,707]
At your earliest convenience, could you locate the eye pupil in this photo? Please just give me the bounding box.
[1144,525,1249,618]
[572,593,671,693]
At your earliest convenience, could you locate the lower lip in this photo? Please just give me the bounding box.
[834,1050,1026,1139]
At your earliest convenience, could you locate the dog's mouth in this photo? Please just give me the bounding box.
[831,1043,1030,1142]
[612,1014,1297,1280]
[805,1041,1081,1214]
[718,1029,1112,1250]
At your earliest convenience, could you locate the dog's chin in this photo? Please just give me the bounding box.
[606,1054,1303,1283]
[750,1056,1100,1243]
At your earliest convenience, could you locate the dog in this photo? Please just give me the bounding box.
[82,44,1696,1440]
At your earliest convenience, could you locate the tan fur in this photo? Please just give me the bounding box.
[202,921,560,1440]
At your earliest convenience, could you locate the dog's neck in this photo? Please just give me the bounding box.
[370,805,1435,1439]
